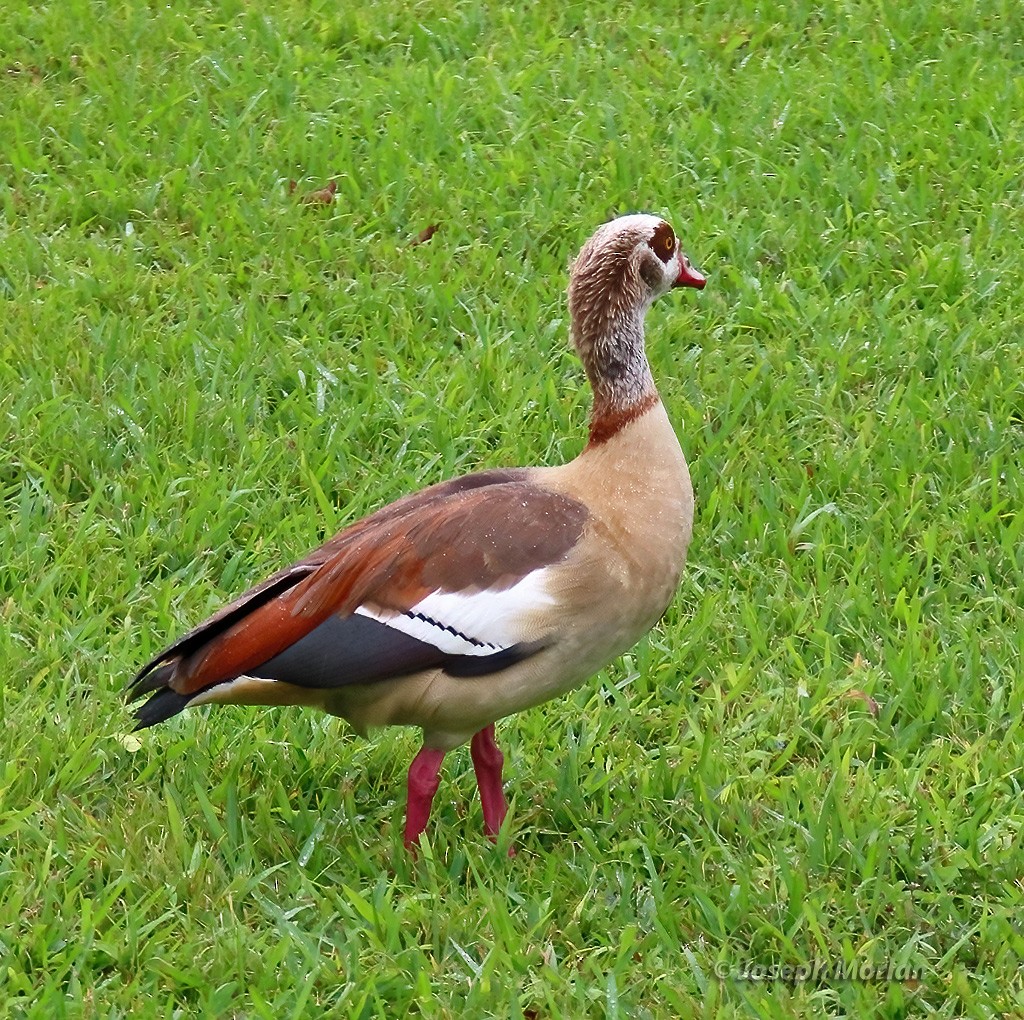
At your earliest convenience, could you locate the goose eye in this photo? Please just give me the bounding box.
[649,222,676,263]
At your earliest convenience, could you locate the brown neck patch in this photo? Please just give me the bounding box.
[587,391,659,447]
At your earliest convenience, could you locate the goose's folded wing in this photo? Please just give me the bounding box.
[129,468,589,709]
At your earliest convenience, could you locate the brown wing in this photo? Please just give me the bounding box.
[129,468,588,704]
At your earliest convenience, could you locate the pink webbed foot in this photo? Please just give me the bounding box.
[471,724,515,855]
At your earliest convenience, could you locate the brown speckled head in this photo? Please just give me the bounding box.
[567,215,704,443]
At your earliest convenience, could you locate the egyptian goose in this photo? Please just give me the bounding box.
[129,214,706,850]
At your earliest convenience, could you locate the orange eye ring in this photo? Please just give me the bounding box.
[649,222,676,263]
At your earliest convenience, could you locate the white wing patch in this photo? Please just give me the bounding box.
[355,566,557,656]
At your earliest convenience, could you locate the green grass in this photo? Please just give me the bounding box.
[2,0,1022,1015]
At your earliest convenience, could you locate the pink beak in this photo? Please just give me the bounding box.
[675,259,706,290]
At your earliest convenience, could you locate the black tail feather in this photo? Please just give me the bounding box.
[127,660,177,703]
[133,688,193,730]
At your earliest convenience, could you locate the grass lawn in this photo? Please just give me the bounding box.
[2,0,1022,1015]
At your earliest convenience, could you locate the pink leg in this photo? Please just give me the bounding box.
[404,746,446,851]
[470,724,512,847]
